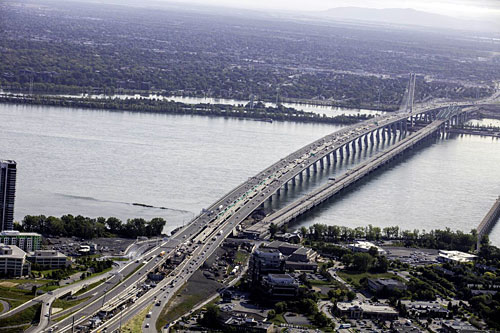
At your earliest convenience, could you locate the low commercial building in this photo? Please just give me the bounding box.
[368,278,407,293]
[28,250,69,269]
[441,320,485,333]
[265,241,318,272]
[392,321,423,333]
[336,301,398,320]
[348,241,386,255]
[289,247,318,263]
[266,241,300,256]
[0,230,42,252]
[223,316,274,333]
[400,300,448,318]
[437,250,477,264]
[261,273,299,298]
[0,243,30,277]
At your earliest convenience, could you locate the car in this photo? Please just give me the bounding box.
[145,323,150,328]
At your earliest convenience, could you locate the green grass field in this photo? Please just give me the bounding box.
[0,304,41,328]
[337,271,400,289]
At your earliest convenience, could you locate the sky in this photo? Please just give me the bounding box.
[168,0,500,19]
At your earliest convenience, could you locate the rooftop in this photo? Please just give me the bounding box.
[0,244,26,259]
[337,301,398,314]
[0,230,42,237]
[438,250,477,263]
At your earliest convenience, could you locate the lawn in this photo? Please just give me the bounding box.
[0,304,41,328]
[270,313,286,325]
[235,251,250,264]
[121,304,152,333]
[0,325,31,333]
[337,271,400,289]
[74,279,105,296]
[53,297,90,311]
[156,286,206,331]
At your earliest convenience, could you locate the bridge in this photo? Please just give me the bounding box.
[40,99,489,332]
[477,196,500,250]
[246,107,477,237]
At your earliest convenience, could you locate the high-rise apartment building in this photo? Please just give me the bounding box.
[0,160,17,231]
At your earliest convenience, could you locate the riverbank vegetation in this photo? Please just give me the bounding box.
[0,94,373,125]
[300,224,477,252]
[14,214,166,239]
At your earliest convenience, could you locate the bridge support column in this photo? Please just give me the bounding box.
[339,148,343,160]
[370,131,374,145]
[351,140,356,154]
[284,182,288,190]
[333,150,337,163]
[345,144,350,157]
[326,154,331,165]
[306,167,311,177]
[386,125,391,140]
[277,188,280,196]
[319,158,324,169]
[313,162,318,172]
[299,172,303,181]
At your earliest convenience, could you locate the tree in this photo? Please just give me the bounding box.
[106,217,122,234]
[31,285,37,296]
[275,301,287,314]
[352,253,374,272]
[199,304,220,328]
[368,246,379,257]
[314,312,331,327]
[149,217,166,235]
[267,309,276,319]
[269,223,279,238]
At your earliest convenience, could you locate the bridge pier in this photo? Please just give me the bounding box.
[299,172,303,181]
[339,147,344,160]
[370,131,374,145]
[306,167,311,177]
[313,162,318,172]
[345,144,350,157]
[277,188,280,196]
[326,154,331,165]
[319,158,324,169]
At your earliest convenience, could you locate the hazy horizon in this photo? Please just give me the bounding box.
[111,0,500,20]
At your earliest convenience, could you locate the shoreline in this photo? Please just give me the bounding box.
[0,94,375,125]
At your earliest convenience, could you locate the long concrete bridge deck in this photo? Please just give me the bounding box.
[477,196,500,249]
[247,119,448,237]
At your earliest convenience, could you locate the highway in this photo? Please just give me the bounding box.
[39,97,493,332]
[256,119,449,233]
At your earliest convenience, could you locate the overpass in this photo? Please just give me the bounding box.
[40,102,481,333]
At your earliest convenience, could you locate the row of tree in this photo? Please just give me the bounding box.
[15,214,166,239]
[0,95,372,125]
[298,223,477,252]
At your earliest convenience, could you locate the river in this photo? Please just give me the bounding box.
[1,103,499,244]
